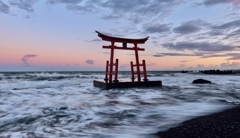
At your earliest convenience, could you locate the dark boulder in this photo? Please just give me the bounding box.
[192,79,211,84]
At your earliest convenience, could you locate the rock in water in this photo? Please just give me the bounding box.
[192,79,211,84]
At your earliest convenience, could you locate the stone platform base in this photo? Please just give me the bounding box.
[93,80,162,89]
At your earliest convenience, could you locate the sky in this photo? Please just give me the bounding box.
[1,0,240,71]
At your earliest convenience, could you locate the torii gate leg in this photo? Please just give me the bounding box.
[134,43,141,82]
[109,41,115,83]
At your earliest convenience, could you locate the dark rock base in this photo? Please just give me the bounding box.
[93,80,162,89]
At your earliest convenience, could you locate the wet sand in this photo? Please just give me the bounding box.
[156,106,240,138]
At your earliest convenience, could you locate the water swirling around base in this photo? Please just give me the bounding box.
[0,71,239,138]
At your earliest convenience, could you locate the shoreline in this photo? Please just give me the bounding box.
[156,106,240,138]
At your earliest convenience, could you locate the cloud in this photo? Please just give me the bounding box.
[74,63,80,66]
[205,30,223,36]
[162,41,237,52]
[85,38,101,43]
[182,64,216,70]
[46,0,185,24]
[66,4,94,14]
[180,60,190,62]
[153,52,196,57]
[201,0,240,6]
[201,53,240,60]
[226,55,240,60]
[180,59,197,63]
[220,61,240,69]
[0,0,187,39]
[213,19,240,30]
[102,0,185,24]
[0,1,10,14]
[9,0,39,12]
[47,0,82,4]
[227,0,240,5]
[85,59,94,65]
[160,18,240,43]
[153,52,240,61]
[224,28,240,39]
[202,0,229,6]
[179,64,186,68]
[146,63,157,66]
[196,64,205,68]
[144,24,171,34]
[21,54,37,66]
[101,14,121,20]
[47,0,98,15]
[173,24,201,35]
[173,19,210,35]
[201,19,240,40]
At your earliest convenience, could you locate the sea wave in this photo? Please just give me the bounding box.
[0,72,239,137]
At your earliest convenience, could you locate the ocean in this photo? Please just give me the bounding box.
[0,71,239,138]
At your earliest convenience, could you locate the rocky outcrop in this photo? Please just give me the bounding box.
[192,79,211,84]
[200,70,236,75]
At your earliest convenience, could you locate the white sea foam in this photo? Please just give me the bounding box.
[0,72,239,137]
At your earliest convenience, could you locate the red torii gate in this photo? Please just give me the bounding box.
[96,31,149,83]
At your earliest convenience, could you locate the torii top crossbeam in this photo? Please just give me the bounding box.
[96,30,149,83]
[96,31,149,44]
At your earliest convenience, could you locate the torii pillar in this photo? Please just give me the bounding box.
[93,31,162,89]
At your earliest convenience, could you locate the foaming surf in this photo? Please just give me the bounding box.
[0,71,239,137]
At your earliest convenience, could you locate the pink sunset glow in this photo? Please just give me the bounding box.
[1,0,240,71]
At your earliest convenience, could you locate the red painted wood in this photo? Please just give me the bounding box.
[102,46,145,51]
[96,31,148,44]
[96,31,149,83]
[109,41,115,83]
[105,61,109,82]
[142,60,148,81]
[114,59,119,82]
[131,61,134,82]
[134,43,141,82]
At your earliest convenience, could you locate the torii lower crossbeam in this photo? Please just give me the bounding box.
[93,31,162,89]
